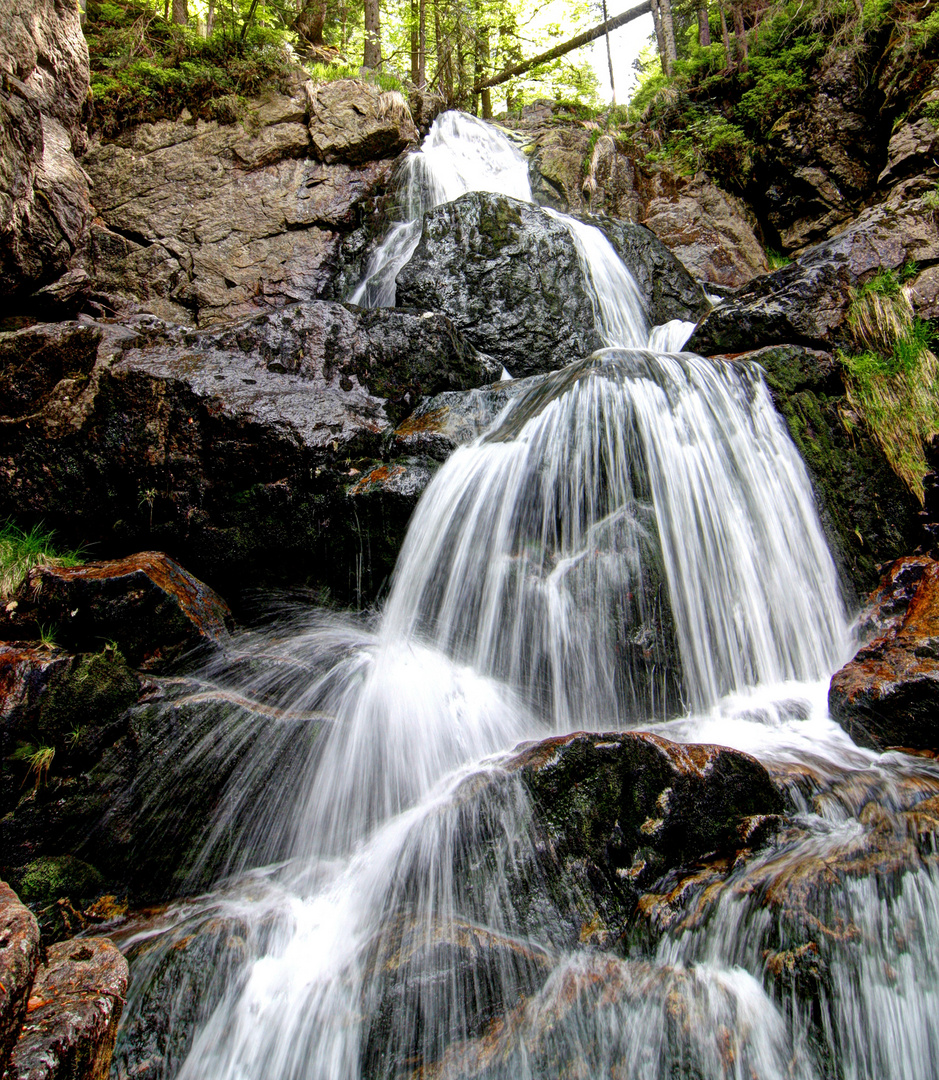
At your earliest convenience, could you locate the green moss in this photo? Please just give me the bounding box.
[16,855,105,905]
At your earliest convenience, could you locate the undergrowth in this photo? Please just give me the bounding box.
[87,0,299,134]
[838,268,939,501]
[618,0,938,196]
[0,521,83,599]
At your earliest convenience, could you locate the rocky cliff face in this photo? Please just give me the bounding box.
[80,79,418,326]
[0,0,91,302]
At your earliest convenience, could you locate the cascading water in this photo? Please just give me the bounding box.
[111,113,939,1080]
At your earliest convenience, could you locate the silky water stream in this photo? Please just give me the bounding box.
[111,114,939,1080]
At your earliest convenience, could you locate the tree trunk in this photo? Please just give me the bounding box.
[363,0,381,68]
[717,0,731,65]
[602,0,616,105]
[475,1,652,93]
[295,0,328,46]
[172,0,187,25]
[476,22,492,118]
[659,0,677,73]
[418,0,426,85]
[206,0,216,34]
[732,3,747,67]
[411,0,419,81]
[650,0,667,73]
[697,0,711,46]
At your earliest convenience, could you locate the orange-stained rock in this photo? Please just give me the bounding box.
[11,552,232,670]
[5,936,128,1080]
[0,882,41,1076]
[829,555,939,750]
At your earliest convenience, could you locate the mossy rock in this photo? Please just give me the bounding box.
[15,855,105,906]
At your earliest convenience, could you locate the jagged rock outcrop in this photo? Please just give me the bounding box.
[396,192,707,376]
[830,555,939,750]
[5,935,128,1080]
[0,0,92,303]
[733,344,923,593]
[0,883,41,1075]
[637,174,770,289]
[80,79,417,326]
[0,303,494,601]
[510,105,769,289]
[7,553,233,669]
[686,187,939,355]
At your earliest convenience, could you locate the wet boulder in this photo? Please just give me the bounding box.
[830,555,939,751]
[0,304,493,602]
[397,192,603,377]
[0,882,40,1075]
[592,219,710,325]
[499,730,785,945]
[10,554,233,670]
[686,187,939,356]
[5,936,128,1080]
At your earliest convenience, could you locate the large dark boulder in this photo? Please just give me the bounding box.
[7,553,233,670]
[397,193,602,377]
[830,555,939,751]
[396,192,709,377]
[511,730,784,911]
[0,304,494,602]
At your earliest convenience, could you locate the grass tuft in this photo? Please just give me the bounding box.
[839,271,939,500]
[0,521,83,599]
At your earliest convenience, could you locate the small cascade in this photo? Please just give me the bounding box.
[349,112,532,308]
[109,112,939,1080]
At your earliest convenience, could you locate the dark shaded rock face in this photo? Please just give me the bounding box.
[5,935,128,1080]
[0,305,493,602]
[830,556,939,751]
[397,193,602,377]
[0,882,40,1075]
[0,0,91,303]
[595,219,710,325]
[9,553,233,670]
[687,188,939,355]
[735,344,923,595]
[0,642,140,765]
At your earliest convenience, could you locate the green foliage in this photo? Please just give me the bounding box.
[766,249,791,269]
[0,521,83,599]
[924,183,939,210]
[86,0,298,135]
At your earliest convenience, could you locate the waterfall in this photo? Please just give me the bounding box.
[111,113,939,1080]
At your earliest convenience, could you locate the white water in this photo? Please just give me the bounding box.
[112,114,939,1080]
